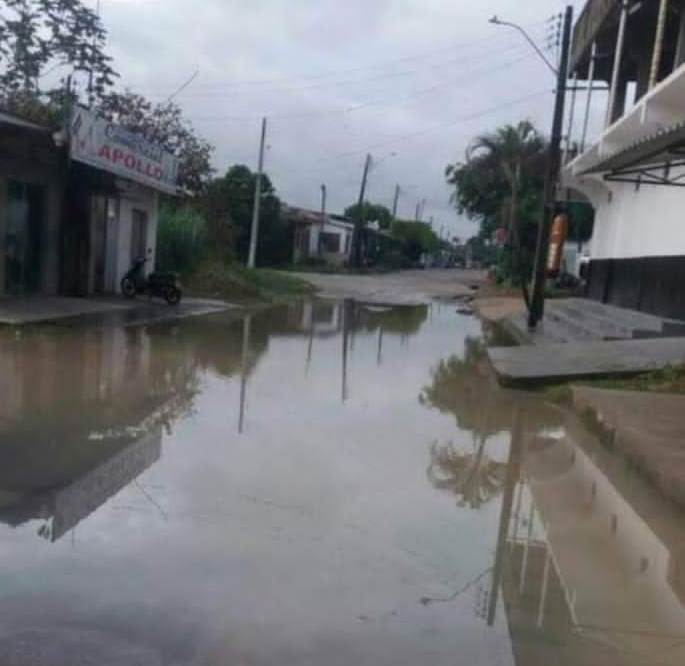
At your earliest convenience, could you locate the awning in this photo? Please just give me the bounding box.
[579,121,685,186]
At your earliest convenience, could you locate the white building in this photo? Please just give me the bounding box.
[0,106,178,297]
[564,0,685,320]
[284,205,354,265]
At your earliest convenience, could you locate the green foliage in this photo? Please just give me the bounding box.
[446,121,546,280]
[390,219,440,262]
[156,205,208,274]
[185,259,314,303]
[198,165,290,266]
[0,0,116,108]
[344,201,393,229]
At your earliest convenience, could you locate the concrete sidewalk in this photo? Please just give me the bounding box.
[0,296,233,326]
[572,386,685,509]
[489,336,685,386]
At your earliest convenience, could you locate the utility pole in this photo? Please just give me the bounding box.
[392,184,400,220]
[319,183,327,256]
[528,5,573,329]
[352,153,372,268]
[247,117,267,269]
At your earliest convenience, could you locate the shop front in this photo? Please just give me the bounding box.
[0,107,178,300]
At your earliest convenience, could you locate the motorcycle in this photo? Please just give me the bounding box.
[121,254,182,305]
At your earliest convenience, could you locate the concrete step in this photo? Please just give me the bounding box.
[561,298,675,334]
[488,336,685,385]
[544,307,607,341]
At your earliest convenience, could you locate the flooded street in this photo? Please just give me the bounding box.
[1,301,685,665]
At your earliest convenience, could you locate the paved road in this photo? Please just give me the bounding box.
[290,269,486,304]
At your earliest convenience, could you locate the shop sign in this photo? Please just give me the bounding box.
[70,107,179,194]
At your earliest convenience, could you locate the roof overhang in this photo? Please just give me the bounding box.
[0,111,51,133]
[571,0,618,76]
[566,60,685,184]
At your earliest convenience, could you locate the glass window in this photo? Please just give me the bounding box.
[4,180,45,294]
[320,232,341,253]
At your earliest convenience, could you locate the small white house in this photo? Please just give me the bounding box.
[285,205,354,265]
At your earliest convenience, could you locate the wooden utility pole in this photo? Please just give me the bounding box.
[528,5,573,329]
[352,153,372,267]
[319,183,327,256]
[392,184,400,220]
[248,117,267,269]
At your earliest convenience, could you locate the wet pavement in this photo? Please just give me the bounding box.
[1,300,685,665]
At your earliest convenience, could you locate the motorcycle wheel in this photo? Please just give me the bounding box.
[121,278,137,298]
[165,287,182,305]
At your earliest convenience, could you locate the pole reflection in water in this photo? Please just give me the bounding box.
[487,405,525,626]
[377,326,384,366]
[238,313,252,434]
[341,299,352,403]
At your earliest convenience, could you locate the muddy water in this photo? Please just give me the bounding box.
[1,301,685,665]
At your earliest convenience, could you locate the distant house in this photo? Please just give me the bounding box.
[0,106,178,297]
[564,0,685,319]
[282,205,354,265]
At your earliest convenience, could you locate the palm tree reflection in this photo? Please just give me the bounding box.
[427,437,507,509]
[421,336,513,509]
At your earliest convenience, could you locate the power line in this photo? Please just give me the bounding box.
[147,19,550,95]
[321,89,551,160]
[189,50,538,123]
[156,39,536,101]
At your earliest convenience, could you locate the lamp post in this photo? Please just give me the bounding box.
[490,7,573,329]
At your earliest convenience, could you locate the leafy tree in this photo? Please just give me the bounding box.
[344,201,393,229]
[446,121,546,284]
[155,205,209,274]
[96,91,213,195]
[199,165,290,266]
[391,219,440,262]
[0,0,116,112]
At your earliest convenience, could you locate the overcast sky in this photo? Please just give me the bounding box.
[95,0,596,240]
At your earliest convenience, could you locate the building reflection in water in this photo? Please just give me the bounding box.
[0,300,429,542]
[421,336,685,664]
[0,324,202,543]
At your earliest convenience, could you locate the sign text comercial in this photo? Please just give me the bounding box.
[70,107,179,195]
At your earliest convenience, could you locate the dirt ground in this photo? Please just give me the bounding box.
[289,269,487,304]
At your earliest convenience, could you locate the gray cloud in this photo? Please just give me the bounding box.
[97,0,592,240]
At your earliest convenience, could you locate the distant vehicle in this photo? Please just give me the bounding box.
[121,254,182,305]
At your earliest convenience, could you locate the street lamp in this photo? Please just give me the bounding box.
[490,7,573,330]
[489,16,558,75]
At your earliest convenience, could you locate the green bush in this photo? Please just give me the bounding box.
[156,206,209,274]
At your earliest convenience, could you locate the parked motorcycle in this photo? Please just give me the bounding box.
[121,255,182,305]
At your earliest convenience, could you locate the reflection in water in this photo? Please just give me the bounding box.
[485,402,685,664]
[420,337,515,509]
[2,301,685,665]
[422,334,685,664]
[427,438,507,509]
[0,325,199,543]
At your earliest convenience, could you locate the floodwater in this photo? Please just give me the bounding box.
[1,300,685,665]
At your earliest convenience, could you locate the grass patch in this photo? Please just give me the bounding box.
[184,260,316,303]
[585,364,685,394]
[542,364,685,404]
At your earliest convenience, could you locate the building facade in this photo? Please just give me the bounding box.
[564,0,685,319]
[285,205,354,265]
[0,107,176,298]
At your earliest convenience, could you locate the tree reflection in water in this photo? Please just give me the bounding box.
[420,336,513,509]
[427,437,507,509]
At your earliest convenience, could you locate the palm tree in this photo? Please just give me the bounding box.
[466,121,545,303]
